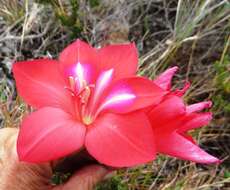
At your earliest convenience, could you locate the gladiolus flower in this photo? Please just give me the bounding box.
[148,67,220,164]
[13,39,166,167]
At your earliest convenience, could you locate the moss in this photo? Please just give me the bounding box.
[212,55,230,114]
[96,176,128,190]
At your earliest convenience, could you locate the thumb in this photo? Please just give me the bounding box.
[53,165,108,190]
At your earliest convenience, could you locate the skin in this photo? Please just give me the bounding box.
[0,128,108,190]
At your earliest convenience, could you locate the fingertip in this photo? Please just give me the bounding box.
[59,165,108,190]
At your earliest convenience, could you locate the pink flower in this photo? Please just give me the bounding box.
[148,67,220,163]
[13,39,166,167]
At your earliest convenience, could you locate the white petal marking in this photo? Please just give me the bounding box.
[75,62,85,90]
[97,93,136,114]
[93,69,114,103]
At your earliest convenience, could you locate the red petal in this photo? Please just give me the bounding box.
[156,132,220,164]
[97,77,166,114]
[85,112,156,167]
[13,59,75,114]
[186,101,212,114]
[17,107,86,163]
[179,112,212,133]
[180,133,196,144]
[148,95,185,131]
[154,67,178,90]
[173,81,190,96]
[98,43,138,79]
[59,39,99,82]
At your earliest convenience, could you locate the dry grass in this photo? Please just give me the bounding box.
[0,0,229,189]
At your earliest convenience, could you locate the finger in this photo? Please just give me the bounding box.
[0,128,54,190]
[53,165,108,190]
[0,128,18,145]
[0,128,18,159]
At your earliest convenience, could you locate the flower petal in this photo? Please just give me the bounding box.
[17,107,86,163]
[173,81,190,96]
[186,101,212,114]
[59,39,99,83]
[85,112,156,167]
[148,95,185,131]
[97,77,166,114]
[179,112,212,133]
[156,132,220,164]
[180,133,196,144]
[154,67,178,90]
[98,43,138,79]
[13,59,75,114]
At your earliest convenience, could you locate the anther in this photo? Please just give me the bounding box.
[69,76,75,91]
[79,86,91,105]
[64,86,75,96]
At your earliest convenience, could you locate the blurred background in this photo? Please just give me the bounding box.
[0,0,229,189]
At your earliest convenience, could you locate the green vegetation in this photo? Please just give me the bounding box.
[36,0,101,38]
[96,175,128,190]
[213,55,230,114]
[0,0,25,24]
[36,0,83,37]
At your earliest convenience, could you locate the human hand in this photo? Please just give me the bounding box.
[0,128,108,190]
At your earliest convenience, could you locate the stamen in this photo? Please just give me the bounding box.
[66,72,95,125]
[64,86,75,97]
[79,86,91,104]
[69,76,75,92]
[77,85,94,125]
